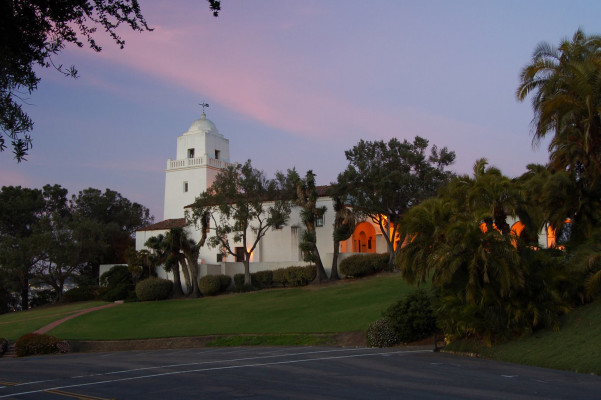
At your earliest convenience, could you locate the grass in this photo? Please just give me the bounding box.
[0,301,108,340]
[47,272,414,340]
[444,299,601,375]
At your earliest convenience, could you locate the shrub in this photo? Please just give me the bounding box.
[219,275,232,292]
[0,337,8,355]
[251,270,273,289]
[340,253,389,278]
[100,265,131,287]
[135,277,173,301]
[385,289,437,343]
[272,265,316,287]
[29,289,54,308]
[63,286,98,302]
[15,333,69,357]
[366,318,399,347]
[233,274,253,292]
[100,265,135,301]
[198,275,223,296]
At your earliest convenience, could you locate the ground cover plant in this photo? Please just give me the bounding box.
[49,273,414,340]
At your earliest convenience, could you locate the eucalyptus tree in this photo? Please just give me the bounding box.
[188,160,292,286]
[337,136,455,267]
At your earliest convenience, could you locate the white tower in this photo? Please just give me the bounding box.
[163,111,232,219]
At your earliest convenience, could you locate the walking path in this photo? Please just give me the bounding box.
[33,302,122,335]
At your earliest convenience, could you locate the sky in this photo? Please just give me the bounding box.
[1,0,600,221]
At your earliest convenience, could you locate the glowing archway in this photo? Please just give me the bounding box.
[351,221,377,253]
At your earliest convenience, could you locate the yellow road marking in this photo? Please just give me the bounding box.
[44,388,115,400]
[0,381,18,386]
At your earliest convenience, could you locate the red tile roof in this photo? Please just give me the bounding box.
[137,218,187,232]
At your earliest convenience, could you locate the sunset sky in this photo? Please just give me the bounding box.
[1,0,599,221]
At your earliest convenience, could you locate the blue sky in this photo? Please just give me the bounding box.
[1,0,599,220]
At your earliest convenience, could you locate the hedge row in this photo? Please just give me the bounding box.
[135,277,173,301]
[198,275,232,296]
[15,333,70,357]
[339,253,390,278]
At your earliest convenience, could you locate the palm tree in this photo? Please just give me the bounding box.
[145,232,185,298]
[517,29,601,186]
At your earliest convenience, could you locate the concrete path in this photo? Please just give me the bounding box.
[33,302,122,335]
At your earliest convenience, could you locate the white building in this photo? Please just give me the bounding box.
[136,112,390,278]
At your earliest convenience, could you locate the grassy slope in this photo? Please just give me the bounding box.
[0,301,107,340]
[49,273,413,340]
[445,299,601,375]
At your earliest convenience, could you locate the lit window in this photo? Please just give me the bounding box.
[183,181,188,192]
[315,215,324,227]
[188,148,195,158]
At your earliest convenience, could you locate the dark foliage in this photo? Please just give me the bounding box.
[339,253,389,278]
[15,333,69,357]
[366,318,399,348]
[135,277,172,301]
[384,289,437,343]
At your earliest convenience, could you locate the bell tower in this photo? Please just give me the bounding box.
[163,109,232,219]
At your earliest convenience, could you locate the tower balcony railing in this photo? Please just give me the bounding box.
[166,156,233,170]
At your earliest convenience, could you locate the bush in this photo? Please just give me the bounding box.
[135,277,173,301]
[0,337,8,355]
[272,265,316,287]
[233,274,253,292]
[100,265,135,301]
[385,289,437,343]
[198,275,224,296]
[219,275,232,292]
[251,270,273,289]
[63,286,98,302]
[29,289,54,308]
[340,253,389,278]
[366,318,399,347]
[15,333,70,357]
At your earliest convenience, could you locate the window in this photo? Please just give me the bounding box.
[214,149,220,159]
[188,148,195,158]
[235,247,245,262]
[183,181,188,192]
[315,215,324,227]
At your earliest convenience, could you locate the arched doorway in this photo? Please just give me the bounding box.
[352,221,377,253]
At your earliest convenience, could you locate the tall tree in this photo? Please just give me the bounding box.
[0,186,45,309]
[517,29,601,187]
[188,160,292,286]
[287,170,328,283]
[330,193,355,281]
[71,188,153,283]
[336,136,455,266]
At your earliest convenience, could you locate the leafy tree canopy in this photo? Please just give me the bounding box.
[336,136,455,264]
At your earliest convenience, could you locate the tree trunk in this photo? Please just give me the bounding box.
[178,255,192,296]
[312,245,328,284]
[171,265,185,297]
[243,259,252,286]
[20,278,29,310]
[188,257,200,298]
[330,240,340,281]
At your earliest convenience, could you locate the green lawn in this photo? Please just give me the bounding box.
[47,273,413,340]
[444,299,601,375]
[0,301,108,340]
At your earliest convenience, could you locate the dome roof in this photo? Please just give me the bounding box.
[185,113,220,136]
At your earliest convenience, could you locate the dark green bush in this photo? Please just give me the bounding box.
[219,275,232,292]
[340,253,389,278]
[0,337,8,355]
[15,333,70,357]
[102,284,133,302]
[100,265,131,287]
[233,273,253,292]
[29,289,54,308]
[272,265,316,287]
[251,270,273,289]
[100,265,135,301]
[366,318,399,347]
[385,289,437,343]
[198,275,223,296]
[135,277,173,301]
[63,286,98,302]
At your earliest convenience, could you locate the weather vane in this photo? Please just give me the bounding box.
[199,102,209,114]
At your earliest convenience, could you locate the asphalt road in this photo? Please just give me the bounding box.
[1,346,600,399]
